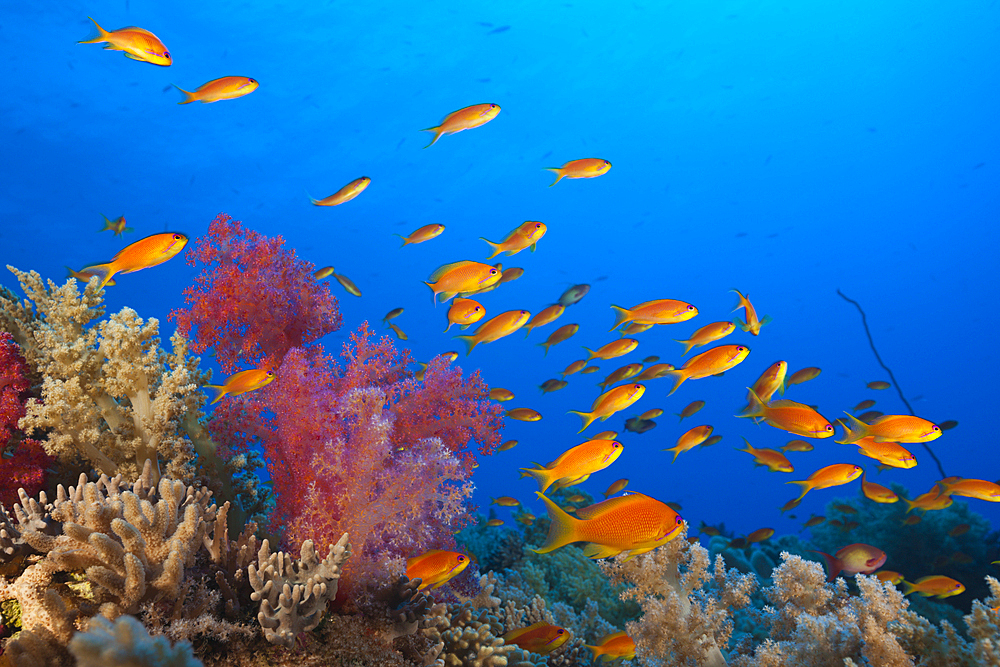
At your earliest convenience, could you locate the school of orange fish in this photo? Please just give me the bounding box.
[73,17,996,654]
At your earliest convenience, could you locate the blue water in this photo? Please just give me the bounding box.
[2,0,998,543]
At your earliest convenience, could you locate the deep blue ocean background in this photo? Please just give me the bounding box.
[2,0,998,542]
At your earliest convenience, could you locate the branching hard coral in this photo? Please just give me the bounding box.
[68,614,204,667]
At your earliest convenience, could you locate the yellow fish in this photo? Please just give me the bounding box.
[938,479,1000,502]
[876,570,904,585]
[506,407,542,422]
[175,76,258,104]
[867,381,891,390]
[490,388,515,402]
[425,261,501,304]
[481,221,547,259]
[455,310,530,355]
[674,321,736,355]
[98,214,132,237]
[310,176,371,207]
[736,438,793,473]
[569,383,645,433]
[787,464,863,502]
[524,305,565,336]
[738,388,834,438]
[498,439,518,452]
[547,158,612,186]
[747,528,775,544]
[583,338,638,361]
[861,473,899,503]
[581,365,600,374]
[609,300,697,331]
[66,267,116,286]
[812,544,886,581]
[332,270,362,297]
[853,437,916,468]
[902,576,965,599]
[731,289,772,335]
[539,324,580,355]
[314,266,335,279]
[496,265,524,284]
[640,408,664,420]
[405,550,470,591]
[837,413,941,444]
[79,17,171,66]
[663,345,750,396]
[749,361,787,402]
[502,622,570,655]
[786,367,822,388]
[603,478,629,497]
[593,431,619,440]
[396,223,445,246]
[444,298,485,333]
[585,632,635,662]
[82,232,187,288]
[204,367,275,404]
[621,322,653,335]
[781,439,814,453]
[491,496,520,507]
[388,322,407,340]
[664,425,713,463]
[520,440,623,492]
[486,519,504,527]
[422,103,501,147]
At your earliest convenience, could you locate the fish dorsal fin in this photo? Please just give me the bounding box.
[575,492,649,519]
[120,26,157,36]
[766,399,811,410]
[504,621,547,641]
[429,260,475,282]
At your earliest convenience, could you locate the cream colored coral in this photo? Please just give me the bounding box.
[68,614,203,667]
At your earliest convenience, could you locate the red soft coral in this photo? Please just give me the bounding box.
[0,332,52,507]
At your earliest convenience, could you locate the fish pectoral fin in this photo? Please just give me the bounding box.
[123,51,146,60]
[582,543,621,559]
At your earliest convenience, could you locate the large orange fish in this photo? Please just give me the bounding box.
[738,388,834,438]
[852,437,917,468]
[456,310,531,354]
[204,367,275,405]
[584,338,639,361]
[520,440,623,492]
[534,491,684,559]
[502,622,570,655]
[174,76,258,104]
[79,17,171,66]
[98,214,132,237]
[524,305,565,336]
[904,487,953,513]
[310,177,371,207]
[731,289,771,336]
[938,479,1000,502]
[396,224,445,246]
[585,632,635,662]
[736,438,793,473]
[902,576,965,599]
[82,232,188,288]
[425,261,501,304]
[422,103,500,147]
[444,298,485,332]
[569,384,645,433]
[787,464,863,502]
[663,345,750,396]
[539,324,580,355]
[405,550,469,590]
[811,543,886,581]
[673,321,735,355]
[837,413,942,444]
[664,425,713,463]
[547,158,612,186]
[609,300,697,331]
[481,221,547,259]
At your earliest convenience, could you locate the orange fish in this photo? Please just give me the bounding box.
[174,76,258,104]
[902,515,922,525]
[496,265,524,285]
[736,439,793,473]
[388,322,407,340]
[584,338,638,362]
[643,355,660,363]
[98,214,133,237]
[520,440,623,492]
[203,367,275,405]
[456,310,530,354]
[486,519,504,527]
[491,496,520,506]
[561,359,588,378]
[640,408,663,420]
[593,431,619,440]
[382,308,404,323]
[634,363,675,382]
[502,622,570,655]
[853,437,917,469]
[621,322,653,335]
[701,435,723,447]
[904,488,953,513]
[481,221,547,259]
[405,550,469,590]
[524,305,565,336]
[547,158,612,186]
[585,632,635,662]
[902,576,965,599]
[598,363,643,391]
[569,383,645,433]
[731,289,772,336]
[853,400,877,412]
[534,490,684,559]
[425,261,501,304]
[539,324,580,355]
[396,223,445,246]
[867,381,891,390]
[82,232,187,288]
[876,571,904,585]
[314,266,335,280]
[540,379,569,393]
[603,478,629,498]
[748,361,788,402]
[332,270,362,297]
[609,300,697,331]
[676,400,705,422]
[422,103,501,147]
[787,464,863,501]
[498,440,518,452]
[558,284,591,307]
[664,425,713,463]
[803,515,826,528]
[79,17,171,66]
[812,544,886,581]
[506,407,542,422]
[444,298,485,333]
[857,410,884,423]
[781,440,814,453]
[674,321,736,355]
[490,388,515,402]
[938,479,1000,502]
[837,413,941,444]
[309,176,371,206]
[581,366,600,374]
[663,345,750,395]
[949,524,971,537]
[66,267,117,286]
[738,388,834,438]
[747,528,775,544]
[861,473,899,503]
[786,367,821,388]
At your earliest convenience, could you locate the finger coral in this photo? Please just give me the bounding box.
[68,614,203,667]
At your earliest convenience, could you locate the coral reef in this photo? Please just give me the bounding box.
[68,614,203,667]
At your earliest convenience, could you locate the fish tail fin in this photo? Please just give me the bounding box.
[901,580,918,596]
[421,126,443,148]
[730,289,749,313]
[759,314,774,329]
[734,437,755,456]
[568,410,596,433]
[443,321,453,333]
[538,341,551,356]
[80,263,115,289]
[393,234,411,247]
[204,385,227,405]
[785,480,813,502]
[735,317,750,332]
[480,238,502,260]
[423,282,439,307]
[835,412,870,444]
[546,168,565,187]
[809,550,840,581]
[532,492,581,553]
[737,388,766,418]
[778,377,786,396]
[608,305,632,332]
[673,338,695,355]
[663,369,688,396]
[78,16,110,44]
[903,497,920,514]
[454,335,478,356]
[173,84,198,104]
[668,446,682,464]
[98,214,114,231]
[582,346,598,361]
[519,467,556,493]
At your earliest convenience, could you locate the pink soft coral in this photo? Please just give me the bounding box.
[0,331,52,507]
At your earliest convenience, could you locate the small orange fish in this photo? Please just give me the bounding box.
[569,383,645,433]
[676,400,705,422]
[747,528,775,544]
[593,431,619,440]
[175,76,258,104]
[98,214,133,237]
[780,498,802,513]
[486,519,504,527]
[496,265,524,284]
[738,388,834,438]
[481,221,547,259]
[902,576,965,599]
[598,363,644,391]
[876,571,904,585]
[673,321,736,355]
[558,284,591,307]
[904,488,953,513]
[640,408,663,420]
[949,524,971,537]
[938,479,1000,502]
[837,413,941,444]
[584,338,639,361]
[438,351,459,362]
[491,497,520,507]
[634,363,675,382]
[861,473,899,504]
[664,425,713,463]
[663,345,750,395]
[902,515,922,525]
[547,158,612,186]
[787,464,863,502]
[867,381,891,390]
[516,512,536,526]
[540,379,569,393]
[524,305,566,336]
[803,515,826,528]
[781,440,814,453]
[490,388,515,402]
[853,437,917,469]
[609,300,697,331]
[498,439,518,452]
[731,289,772,336]
[425,261,501,304]
[603,479,629,497]
[747,361,788,403]
[444,298,485,333]
[585,631,635,662]
[502,622,570,655]
[539,324,580,355]
[581,366,600,374]
[857,410,884,423]
[786,367,821,388]
[643,355,660,363]
[506,407,542,422]
[422,103,501,147]
[314,266,335,280]
[204,367,275,404]
[82,232,188,288]
[727,537,748,549]
[520,440,623,492]
[701,435,723,447]
[332,270,362,297]
[699,523,721,536]
[456,310,530,354]
[310,177,371,206]
[853,399,877,412]
[395,223,445,246]
[621,322,653,335]
[381,308,404,324]
[736,439,793,473]
[406,550,469,590]
[388,322,407,340]
[561,359,588,378]
[812,544,886,581]
[79,17,171,66]
[66,267,117,286]
[833,503,858,515]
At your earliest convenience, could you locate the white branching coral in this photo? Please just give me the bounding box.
[68,614,204,667]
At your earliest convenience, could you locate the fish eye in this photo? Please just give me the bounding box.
[457,555,465,561]
[675,515,683,524]
[267,371,275,377]
[557,629,564,634]
[173,233,183,240]
[249,78,256,83]
[932,425,940,431]
[604,160,611,165]
[164,51,170,58]
[687,305,695,310]
[490,104,497,108]
[490,269,498,274]
[474,306,481,312]
[737,346,746,352]
[825,424,834,431]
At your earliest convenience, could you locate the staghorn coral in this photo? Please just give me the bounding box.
[248,532,350,648]
[68,614,203,667]
[1,267,209,482]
